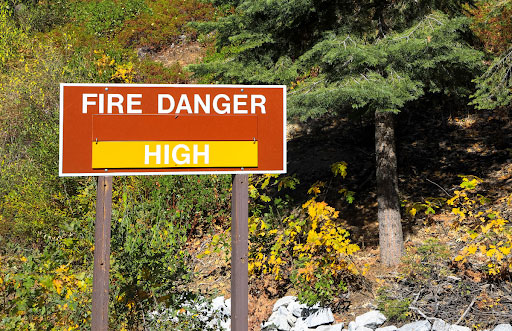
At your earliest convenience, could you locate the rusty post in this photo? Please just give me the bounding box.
[91,176,113,331]
[231,174,249,331]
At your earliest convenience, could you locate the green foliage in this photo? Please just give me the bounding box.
[376,288,411,322]
[70,0,148,37]
[192,1,483,121]
[470,48,512,109]
[288,13,483,120]
[0,1,28,70]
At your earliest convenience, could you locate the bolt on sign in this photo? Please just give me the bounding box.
[59,84,286,176]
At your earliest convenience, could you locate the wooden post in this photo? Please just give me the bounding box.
[91,176,113,331]
[231,174,249,331]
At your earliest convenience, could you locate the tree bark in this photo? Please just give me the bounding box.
[375,111,403,266]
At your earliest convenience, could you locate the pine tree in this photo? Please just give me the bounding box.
[191,0,484,266]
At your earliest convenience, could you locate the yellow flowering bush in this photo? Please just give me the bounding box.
[248,167,361,305]
[94,50,136,83]
[451,176,512,276]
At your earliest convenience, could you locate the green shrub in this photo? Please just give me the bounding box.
[70,0,148,37]
[376,288,411,322]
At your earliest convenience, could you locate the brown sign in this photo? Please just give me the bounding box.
[59,84,286,176]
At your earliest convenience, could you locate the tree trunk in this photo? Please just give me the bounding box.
[375,111,403,266]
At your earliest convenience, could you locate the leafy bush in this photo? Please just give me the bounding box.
[376,288,411,322]
[451,176,512,277]
[0,40,74,240]
[247,168,361,306]
[70,0,148,37]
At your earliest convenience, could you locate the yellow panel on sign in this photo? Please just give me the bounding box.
[92,141,258,168]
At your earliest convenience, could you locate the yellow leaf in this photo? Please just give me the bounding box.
[467,245,477,255]
[53,279,63,295]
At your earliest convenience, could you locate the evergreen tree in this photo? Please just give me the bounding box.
[191,0,484,266]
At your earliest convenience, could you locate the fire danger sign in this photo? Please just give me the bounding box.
[59,84,286,176]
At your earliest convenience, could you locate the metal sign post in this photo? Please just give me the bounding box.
[91,176,113,331]
[231,174,249,330]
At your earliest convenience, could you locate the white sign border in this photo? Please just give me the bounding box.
[59,83,287,177]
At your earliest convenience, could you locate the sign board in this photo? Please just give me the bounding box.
[59,84,286,176]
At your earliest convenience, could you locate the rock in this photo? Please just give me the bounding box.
[376,326,398,331]
[398,320,431,331]
[290,318,312,331]
[355,310,387,329]
[220,317,231,331]
[348,321,357,331]
[288,300,308,318]
[273,296,298,312]
[493,325,512,331]
[136,46,151,59]
[449,325,471,331]
[263,306,292,331]
[305,308,335,328]
[224,298,231,316]
[315,323,345,331]
[287,313,298,326]
[212,296,226,312]
[355,327,374,331]
[432,319,450,331]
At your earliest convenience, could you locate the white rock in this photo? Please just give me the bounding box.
[355,310,387,329]
[220,317,231,331]
[376,326,398,331]
[494,325,512,331]
[305,308,335,328]
[398,320,431,331]
[432,319,450,331]
[212,296,226,312]
[288,300,308,318]
[449,325,470,331]
[356,327,373,331]
[291,318,312,331]
[287,313,298,326]
[273,296,298,312]
[316,323,345,331]
[348,321,357,331]
[263,306,292,331]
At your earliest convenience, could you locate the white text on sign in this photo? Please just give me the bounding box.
[82,93,266,114]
